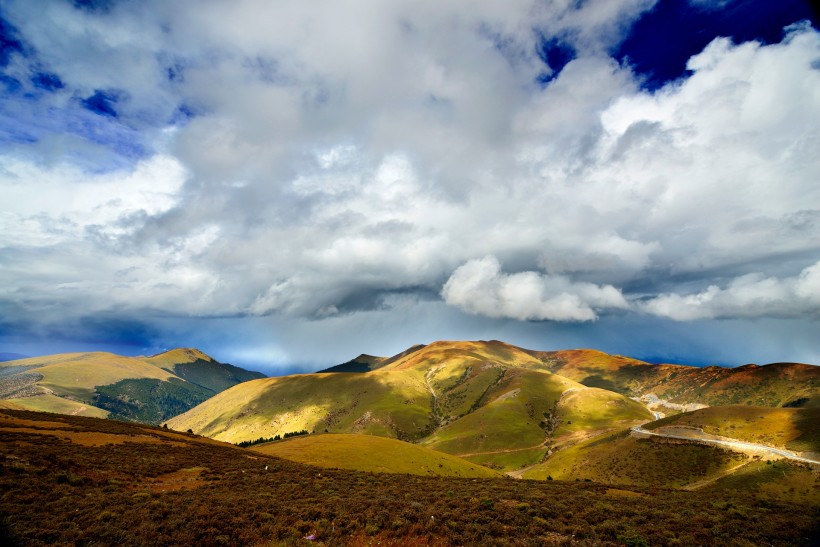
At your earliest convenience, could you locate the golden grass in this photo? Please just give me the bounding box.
[382,340,547,372]
[168,371,434,443]
[142,348,214,368]
[170,341,657,473]
[9,352,174,401]
[251,433,501,478]
[645,405,820,452]
[555,387,653,436]
[0,426,186,446]
[523,429,749,488]
[3,394,109,418]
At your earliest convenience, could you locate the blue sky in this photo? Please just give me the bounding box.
[1,0,819,374]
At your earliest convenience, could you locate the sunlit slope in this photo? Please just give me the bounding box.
[0,349,263,424]
[170,340,653,471]
[522,429,749,488]
[2,352,175,401]
[380,340,549,372]
[144,348,265,392]
[167,371,435,443]
[535,349,819,407]
[644,405,820,453]
[251,433,501,478]
[167,341,566,448]
[1,394,109,418]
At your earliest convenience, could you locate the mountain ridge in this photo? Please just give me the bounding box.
[0,348,265,424]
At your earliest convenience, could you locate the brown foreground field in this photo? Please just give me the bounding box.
[0,409,817,546]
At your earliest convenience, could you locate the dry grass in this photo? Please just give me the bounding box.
[1,409,817,546]
[251,433,500,478]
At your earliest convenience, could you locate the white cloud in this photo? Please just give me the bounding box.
[442,256,629,321]
[0,154,186,246]
[643,260,820,320]
[1,0,819,341]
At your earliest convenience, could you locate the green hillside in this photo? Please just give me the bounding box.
[251,433,501,478]
[169,341,651,471]
[523,429,750,488]
[0,349,264,424]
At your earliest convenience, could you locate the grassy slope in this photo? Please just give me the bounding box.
[523,429,749,488]
[251,433,501,478]
[144,348,266,392]
[644,405,820,453]
[2,352,174,401]
[1,394,109,418]
[168,371,434,444]
[0,349,261,424]
[3,409,816,546]
[554,387,653,436]
[168,341,557,449]
[706,459,820,505]
[421,368,571,466]
[536,350,820,407]
[171,341,653,471]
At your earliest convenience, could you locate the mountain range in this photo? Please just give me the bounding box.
[168,340,819,477]
[3,339,817,493]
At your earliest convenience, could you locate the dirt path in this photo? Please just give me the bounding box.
[681,456,753,490]
[454,442,547,459]
[631,426,820,465]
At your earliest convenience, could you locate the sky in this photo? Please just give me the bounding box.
[1,0,819,375]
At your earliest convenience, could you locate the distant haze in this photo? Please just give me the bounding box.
[0,1,818,374]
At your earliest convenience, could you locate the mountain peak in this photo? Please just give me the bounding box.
[146,348,216,364]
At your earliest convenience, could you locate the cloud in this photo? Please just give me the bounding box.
[0,2,819,369]
[441,256,629,321]
[643,260,820,321]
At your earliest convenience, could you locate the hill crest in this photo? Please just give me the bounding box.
[0,348,264,424]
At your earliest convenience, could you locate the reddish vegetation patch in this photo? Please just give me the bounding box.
[142,467,207,493]
[0,409,817,546]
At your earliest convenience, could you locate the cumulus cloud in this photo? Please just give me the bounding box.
[643,260,820,321]
[1,1,819,369]
[442,256,629,321]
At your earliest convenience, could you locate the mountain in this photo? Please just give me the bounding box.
[168,340,653,470]
[316,354,388,373]
[532,349,819,408]
[2,408,814,546]
[0,352,28,362]
[316,344,428,373]
[0,349,265,424]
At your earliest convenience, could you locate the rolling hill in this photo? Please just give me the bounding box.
[532,349,819,408]
[250,433,501,478]
[169,340,653,470]
[0,348,264,424]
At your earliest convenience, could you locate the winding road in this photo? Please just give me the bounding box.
[631,425,820,465]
